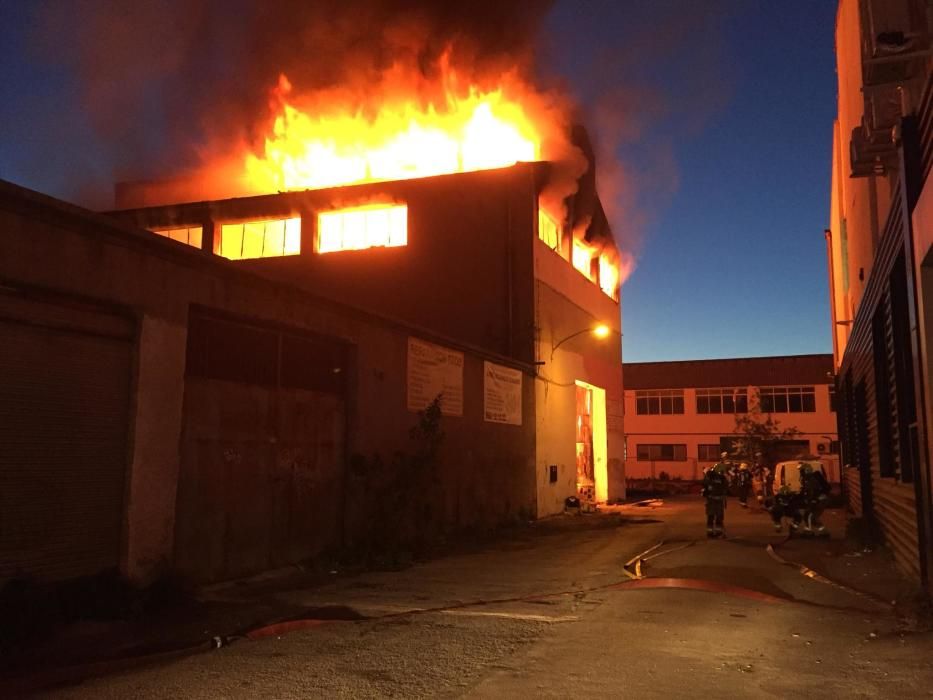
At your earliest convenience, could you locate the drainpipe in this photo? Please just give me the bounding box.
[825,228,839,367]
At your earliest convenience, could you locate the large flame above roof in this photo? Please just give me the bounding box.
[237,56,561,194]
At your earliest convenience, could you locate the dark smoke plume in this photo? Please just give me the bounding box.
[37,0,556,191]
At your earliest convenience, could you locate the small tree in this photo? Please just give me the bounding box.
[729,391,800,463]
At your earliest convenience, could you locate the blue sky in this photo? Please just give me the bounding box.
[544,0,838,362]
[0,1,837,363]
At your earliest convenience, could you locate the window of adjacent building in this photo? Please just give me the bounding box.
[538,210,560,251]
[829,384,836,412]
[219,217,301,260]
[760,386,816,413]
[317,204,407,253]
[636,444,687,461]
[696,388,748,414]
[635,389,684,415]
[152,225,203,249]
[698,444,721,461]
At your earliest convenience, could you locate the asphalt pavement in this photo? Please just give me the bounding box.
[34,496,933,699]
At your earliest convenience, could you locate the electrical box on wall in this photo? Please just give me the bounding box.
[549,465,558,483]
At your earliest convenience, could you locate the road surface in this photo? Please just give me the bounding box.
[43,498,933,698]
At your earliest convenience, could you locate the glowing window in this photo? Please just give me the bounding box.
[572,240,595,280]
[599,255,619,300]
[317,204,407,253]
[152,226,202,249]
[219,217,301,260]
[538,210,560,251]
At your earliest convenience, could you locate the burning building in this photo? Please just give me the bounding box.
[0,22,625,583]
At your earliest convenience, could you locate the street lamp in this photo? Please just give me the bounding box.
[549,324,613,360]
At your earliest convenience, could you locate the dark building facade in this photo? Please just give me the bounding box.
[0,161,623,586]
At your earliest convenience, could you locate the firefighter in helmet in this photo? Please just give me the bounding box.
[701,461,729,538]
[736,462,752,508]
[771,485,798,533]
[799,462,830,536]
[711,451,733,477]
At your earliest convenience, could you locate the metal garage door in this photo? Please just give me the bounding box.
[174,310,348,583]
[0,288,134,582]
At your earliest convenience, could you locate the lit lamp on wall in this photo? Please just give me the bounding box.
[549,324,613,361]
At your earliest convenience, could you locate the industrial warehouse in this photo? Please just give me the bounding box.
[0,157,623,586]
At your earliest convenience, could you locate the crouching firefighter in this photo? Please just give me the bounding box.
[771,485,800,533]
[701,463,729,538]
[799,463,830,536]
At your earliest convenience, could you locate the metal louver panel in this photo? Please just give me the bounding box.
[0,290,134,582]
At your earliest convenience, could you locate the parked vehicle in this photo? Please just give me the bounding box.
[773,459,827,494]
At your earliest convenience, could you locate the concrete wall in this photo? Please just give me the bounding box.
[0,180,537,583]
[624,384,839,481]
[115,163,626,519]
[532,237,624,514]
[112,164,541,365]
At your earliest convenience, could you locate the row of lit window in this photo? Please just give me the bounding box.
[152,205,408,260]
[634,387,820,415]
[538,210,619,301]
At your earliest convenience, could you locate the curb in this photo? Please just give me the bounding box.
[765,544,892,610]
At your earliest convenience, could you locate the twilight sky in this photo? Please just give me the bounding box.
[0,1,837,364]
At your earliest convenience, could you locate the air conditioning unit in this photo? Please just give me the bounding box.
[863,0,915,60]
[817,443,827,453]
[850,121,897,177]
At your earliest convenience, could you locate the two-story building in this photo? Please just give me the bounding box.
[623,355,839,482]
[0,156,624,586]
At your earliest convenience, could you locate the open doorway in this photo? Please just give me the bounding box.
[575,380,608,503]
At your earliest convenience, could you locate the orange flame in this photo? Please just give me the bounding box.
[243,69,543,193]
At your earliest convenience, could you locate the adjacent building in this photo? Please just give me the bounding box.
[0,159,623,586]
[826,0,933,583]
[623,355,839,482]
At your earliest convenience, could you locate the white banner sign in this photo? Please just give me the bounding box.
[483,361,522,425]
[407,337,463,416]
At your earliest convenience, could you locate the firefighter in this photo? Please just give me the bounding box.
[771,485,799,533]
[701,462,729,538]
[736,462,752,508]
[754,451,773,505]
[799,462,830,536]
[711,451,733,477]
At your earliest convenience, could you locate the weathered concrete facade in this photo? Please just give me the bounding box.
[1,161,623,585]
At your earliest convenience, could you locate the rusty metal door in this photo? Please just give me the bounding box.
[173,311,347,583]
[0,288,133,582]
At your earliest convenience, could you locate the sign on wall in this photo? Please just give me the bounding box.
[483,361,523,425]
[407,337,463,416]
